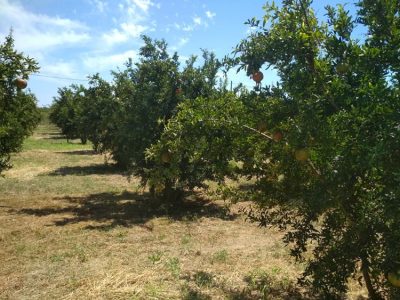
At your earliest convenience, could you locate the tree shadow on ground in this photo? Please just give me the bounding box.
[43,136,66,140]
[181,270,311,300]
[16,191,236,229]
[47,163,123,176]
[40,132,66,139]
[42,132,62,136]
[57,150,97,155]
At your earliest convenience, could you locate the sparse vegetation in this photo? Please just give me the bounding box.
[211,249,228,264]
[165,257,181,278]
[148,250,163,264]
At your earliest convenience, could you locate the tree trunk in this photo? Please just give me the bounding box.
[361,256,382,300]
[149,185,155,199]
[163,180,183,203]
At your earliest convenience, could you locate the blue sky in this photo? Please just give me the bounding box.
[0,0,358,107]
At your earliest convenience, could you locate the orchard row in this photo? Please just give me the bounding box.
[3,1,400,298]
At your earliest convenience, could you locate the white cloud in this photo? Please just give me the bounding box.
[246,26,258,35]
[178,37,188,47]
[0,0,160,106]
[22,31,90,53]
[0,0,90,54]
[41,61,78,78]
[206,11,216,19]
[102,22,147,46]
[182,24,194,32]
[29,60,87,88]
[216,70,225,80]
[121,22,147,37]
[102,0,156,47]
[178,55,189,64]
[0,0,88,31]
[131,0,154,12]
[171,37,189,52]
[193,16,202,26]
[91,0,108,13]
[173,22,193,31]
[102,29,129,45]
[82,50,138,71]
[173,15,209,33]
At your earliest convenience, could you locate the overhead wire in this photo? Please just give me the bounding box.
[30,73,89,82]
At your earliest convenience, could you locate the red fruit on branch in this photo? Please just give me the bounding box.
[15,78,27,89]
[252,71,264,83]
[272,131,283,142]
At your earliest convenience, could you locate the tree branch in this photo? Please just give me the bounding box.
[243,124,273,140]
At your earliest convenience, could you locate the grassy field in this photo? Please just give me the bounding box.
[0,122,367,299]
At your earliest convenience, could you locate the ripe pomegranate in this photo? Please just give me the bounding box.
[272,131,283,142]
[15,78,27,89]
[252,71,264,83]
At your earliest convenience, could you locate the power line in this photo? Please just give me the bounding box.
[31,73,89,82]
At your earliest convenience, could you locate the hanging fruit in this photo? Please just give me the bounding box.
[295,148,309,161]
[252,71,264,83]
[388,270,400,287]
[15,78,27,89]
[161,150,172,163]
[336,63,349,75]
[272,131,283,142]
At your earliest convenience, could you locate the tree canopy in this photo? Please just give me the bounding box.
[231,0,400,298]
[0,32,40,174]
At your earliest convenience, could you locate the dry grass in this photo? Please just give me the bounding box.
[0,123,367,299]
